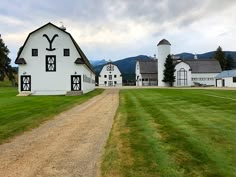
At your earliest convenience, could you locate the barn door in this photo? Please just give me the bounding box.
[222,79,225,87]
[71,75,81,91]
[21,75,31,91]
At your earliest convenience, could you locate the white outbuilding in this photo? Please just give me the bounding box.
[98,62,122,86]
[15,22,95,95]
[215,70,236,87]
[135,59,157,86]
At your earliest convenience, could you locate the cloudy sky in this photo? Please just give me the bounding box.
[1,0,236,64]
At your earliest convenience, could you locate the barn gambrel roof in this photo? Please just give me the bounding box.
[15,22,94,73]
[183,59,222,73]
[138,59,157,74]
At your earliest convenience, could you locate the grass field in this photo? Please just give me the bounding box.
[102,89,236,177]
[0,87,103,144]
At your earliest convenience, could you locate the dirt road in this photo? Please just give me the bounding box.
[0,89,119,177]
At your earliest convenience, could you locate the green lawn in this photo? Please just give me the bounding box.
[0,87,103,144]
[102,89,236,177]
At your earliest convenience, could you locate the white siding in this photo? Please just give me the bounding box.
[98,63,122,87]
[18,24,95,95]
[191,73,218,86]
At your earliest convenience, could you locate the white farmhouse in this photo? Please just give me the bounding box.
[135,39,222,87]
[15,22,95,95]
[98,62,122,86]
[215,69,236,87]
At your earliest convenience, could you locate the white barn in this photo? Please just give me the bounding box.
[98,62,122,86]
[215,70,236,87]
[136,59,157,86]
[15,22,95,95]
[135,39,222,87]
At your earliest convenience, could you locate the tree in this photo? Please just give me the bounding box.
[162,54,176,86]
[214,46,226,70]
[0,35,16,86]
[225,54,234,70]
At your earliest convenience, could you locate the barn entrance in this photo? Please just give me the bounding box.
[21,75,31,91]
[177,68,187,86]
[71,75,81,91]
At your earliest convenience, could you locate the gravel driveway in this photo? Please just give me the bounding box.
[0,89,119,177]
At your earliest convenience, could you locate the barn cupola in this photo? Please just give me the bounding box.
[59,22,66,31]
[157,39,171,87]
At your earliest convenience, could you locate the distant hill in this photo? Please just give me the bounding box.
[90,59,107,66]
[176,51,236,61]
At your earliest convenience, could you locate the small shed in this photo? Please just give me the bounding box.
[215,70,236,87]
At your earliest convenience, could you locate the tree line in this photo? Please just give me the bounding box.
[0,35,17,86]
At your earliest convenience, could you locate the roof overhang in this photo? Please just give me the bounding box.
[15,58,27,64]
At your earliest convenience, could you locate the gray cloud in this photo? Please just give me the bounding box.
[1,0,236,62]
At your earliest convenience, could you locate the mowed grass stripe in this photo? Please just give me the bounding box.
[102,89,236,177]
[0,87,104,143]
[136,89,235,176]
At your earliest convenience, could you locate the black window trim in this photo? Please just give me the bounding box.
[32,48,38,56]
[64,48,70,56]
[46,55,56,72]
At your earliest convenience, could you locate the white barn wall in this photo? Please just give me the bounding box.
[191,73,217,86]
[18,24,94,95]
[81,65,95,93]
[224,77,236,87]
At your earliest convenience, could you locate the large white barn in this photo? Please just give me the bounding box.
[15,22,95,95]
[98,62,122,86]
[135,39,222,87]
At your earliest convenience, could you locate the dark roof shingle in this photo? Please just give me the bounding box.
[138,60,157,74]
[184,59,222,73]
[216,69,236,78]
[157,39,171,46]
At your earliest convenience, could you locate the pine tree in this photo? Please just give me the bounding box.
[225,54,234,70]
[0,35,16,86]
[162,54,176,86]
[214,46,226,70]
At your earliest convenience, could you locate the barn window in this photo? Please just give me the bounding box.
[109,75,112,80]
[64,49,70,56]
[107,64,114,71]
[46,55,56,72]
[114,75,117,78]
[114,81,117,84]
[104,81,107,85]
[233,77,236,83]
[32,49,38,56]
[104,75,107,78]
[177,68,187,86]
